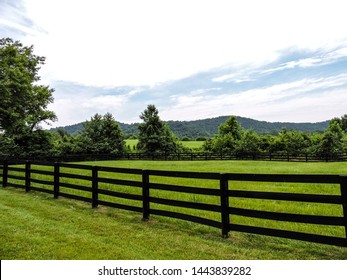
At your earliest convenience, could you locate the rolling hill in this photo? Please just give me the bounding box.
[50,116,330,138]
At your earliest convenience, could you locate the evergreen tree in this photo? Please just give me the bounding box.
[78,113,125,154]
[218,116,243,139]
[137,105,179,153]
[204,116,243,153]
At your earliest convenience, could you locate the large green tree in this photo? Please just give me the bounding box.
[77,113,126,154]
[0,38,56,132]
[0,38,57,156]
[137,105,179,153]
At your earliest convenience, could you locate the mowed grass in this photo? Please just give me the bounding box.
[1,160,347,259]
[125,139,204,151]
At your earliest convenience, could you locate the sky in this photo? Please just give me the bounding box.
[1,0,347,128]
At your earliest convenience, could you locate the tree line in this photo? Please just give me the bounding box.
[1,38,346,158]
[202,115,347,156]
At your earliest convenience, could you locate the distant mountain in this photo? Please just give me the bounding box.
[166,116,329,137]
[49,116,330,138]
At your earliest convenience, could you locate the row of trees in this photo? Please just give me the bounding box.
[203,116,347,156]
[0,103,184,157]
[2,107,346,158]
[49,105,185,157]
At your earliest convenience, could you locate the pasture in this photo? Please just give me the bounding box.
[125,139,204,151]
[1,160,347,259]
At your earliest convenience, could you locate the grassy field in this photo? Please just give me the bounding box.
[125,139,138,151]
[125,139,204,151]
[1,160,347,259]
[179,141,204,150]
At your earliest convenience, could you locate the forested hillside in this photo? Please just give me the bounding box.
[50,116,330,138]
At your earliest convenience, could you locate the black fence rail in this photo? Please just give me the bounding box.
[1,160,347,247]
[1,152,347,163]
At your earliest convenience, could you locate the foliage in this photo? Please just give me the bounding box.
[236,129,261,154]
[77,113,126,155]
[0,126,53,157]
[0,38,56,132]
[332,114,347,133]
[268,128,311,155]
[0,38,57,156]
[203,115,347,156]
[137,105,182,153]
[204,116,243,153]
[314,120,345,156]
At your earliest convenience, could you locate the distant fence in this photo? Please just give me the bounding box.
[123,152,347,162]
[2,151,347,163]
[1,159,347,247]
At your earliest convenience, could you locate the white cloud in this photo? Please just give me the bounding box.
[262,47,347,75]
[3,0,347,126]
[162,73,347,122]
[16,0,347,88]
[81,95,128,110]
[212,71,256,83]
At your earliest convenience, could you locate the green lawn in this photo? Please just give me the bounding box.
[125,139,138,151]
[85,159,347,174]
[179,141,204,150]
[1,160,347,259]
[125,139,204,151]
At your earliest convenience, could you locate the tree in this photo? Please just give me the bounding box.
[270,128,311,155]
[237,129,261,154]
[78,113,125,154]
[1,126,53,157]
[315,120,344,156]
[203,116,243,153]
[0,38,57,132]
[332,114,347,133]
[341,114,347,132]
[218,116,243,140]
[0,38,57,157]
[137,105,179,153]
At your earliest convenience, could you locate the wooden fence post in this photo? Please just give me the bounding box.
[92,166,98,208]
[340,175,347,246]
[54,162,60,199]
[3,160,8,188]
[220,173,230,238]
[142,170,150,221]
[25,160,31,192]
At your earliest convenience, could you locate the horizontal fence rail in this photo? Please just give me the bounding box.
[0,159,347,247]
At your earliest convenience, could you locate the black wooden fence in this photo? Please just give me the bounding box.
[2,151,347,163]
[1,160,347,247]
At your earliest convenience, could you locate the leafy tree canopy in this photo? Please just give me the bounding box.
[0,38,56,133]
[78,113,126,154]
